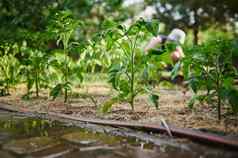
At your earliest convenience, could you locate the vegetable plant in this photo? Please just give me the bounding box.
[48,10,83,104]
[0,43,21,95]
[49,52,83,102]
[20,44,51,98]
[183,39,238,120]
[81,39,122,73]
[99,19,160,112]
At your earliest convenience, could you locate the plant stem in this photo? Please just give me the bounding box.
[35,69,39,97]
[217,90,221,120]
[215,56,221,120]
[129,32,140,111]
[130,45,135,111]
[216,74,221,120]
[27,73,30,94]
[64,88,68,103]
[64,49,68,103]
[6,80,9,95]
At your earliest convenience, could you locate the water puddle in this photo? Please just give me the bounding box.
[0,110,237,158]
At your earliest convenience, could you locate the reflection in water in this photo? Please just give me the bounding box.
[0,112,237,158]
[0,117,57,137]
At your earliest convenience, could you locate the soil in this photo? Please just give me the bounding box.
[0,83,237,136]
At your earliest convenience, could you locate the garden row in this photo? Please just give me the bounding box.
[0,10,237,120]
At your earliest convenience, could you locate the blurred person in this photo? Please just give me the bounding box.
[145,28,186,63]
[144,28,186,85]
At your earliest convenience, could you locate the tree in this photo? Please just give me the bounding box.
[145,0,238,44]
[0,0,127,43]
[0,0,57,42]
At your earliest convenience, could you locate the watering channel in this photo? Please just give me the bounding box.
[0,110,237,158]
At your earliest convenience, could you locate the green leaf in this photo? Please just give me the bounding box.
[50,84,63,100]
[126,19,146,35]
[189,78,199,93]
[100,97,118,113]
[171,61,181,80]
[63,82,72,91]
[108,64,121,89]
[223,77,233,89]
[121,41,130,53]
[148,48,165,56]
[117,24,126,31]
[118,79,130,97]
[102,20,118,29]
[227,88,238,113]
[127,25,139,35]
[76,71,83,82]
[188,95,197,109]
[219,88,229,100]
[27,78,34,91]
[145,19,159,36]
[149,94,159,110]
[105,30,122,50]
[165,42,177,52]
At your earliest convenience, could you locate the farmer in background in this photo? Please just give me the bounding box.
[144,28,186,84]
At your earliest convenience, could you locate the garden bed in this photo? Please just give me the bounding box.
[0,82,237,137]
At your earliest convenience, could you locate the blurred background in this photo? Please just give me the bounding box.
[1,0,237,46]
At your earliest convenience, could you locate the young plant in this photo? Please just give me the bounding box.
[49,52,83,101]
[80,39,122,73]
[183,39,238,120]
[0,43,21,95]
[20,43,51,98]
[99,19,160,112]
[48,10,83,104]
